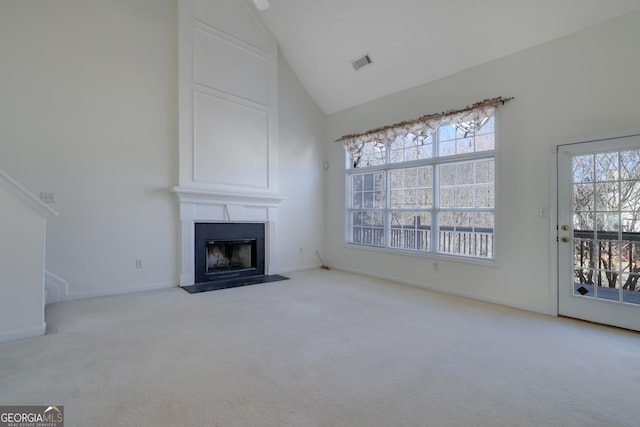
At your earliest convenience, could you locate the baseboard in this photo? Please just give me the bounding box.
[0,322,46,344]
[64,282,176,302]
[332,265,546,315]
[277,263,322,275]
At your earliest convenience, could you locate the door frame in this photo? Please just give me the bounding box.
[551,129,640,318]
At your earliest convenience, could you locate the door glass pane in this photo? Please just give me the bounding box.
[596,240,621,294]
[573,183,594,212]
[573,275,595,298]
[573,155,594,183]
[620,149,640,180]
[620,182,640,211]
[595,182,619,211]
[573,212,594,233]
[621,211,638,232]
[572,147,640,305]
[621,237,640,304]
[622,274,640,304]
[595,213,620,232]
[595,151,619,181]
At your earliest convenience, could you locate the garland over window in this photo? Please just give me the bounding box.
[338,96,513,159]
[341,96,513,260]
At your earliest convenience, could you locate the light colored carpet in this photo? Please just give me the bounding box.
[1,269,638,426]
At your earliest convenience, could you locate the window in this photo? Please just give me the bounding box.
[346,116,496,261]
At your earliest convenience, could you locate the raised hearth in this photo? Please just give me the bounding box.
[182,274,289,294]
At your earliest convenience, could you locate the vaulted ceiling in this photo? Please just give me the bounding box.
[254,0,640,114]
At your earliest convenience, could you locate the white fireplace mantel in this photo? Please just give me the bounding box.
[173,186,285,286]
[173,186,285,207]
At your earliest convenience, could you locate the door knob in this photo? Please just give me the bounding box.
[561,225,569,231]
[560,236,570,243]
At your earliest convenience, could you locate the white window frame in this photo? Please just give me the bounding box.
[345,119,499,265]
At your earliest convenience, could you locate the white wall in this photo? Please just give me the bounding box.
[277,54,327,272]
[0,0,326,301]
[0,0,179,300]
[0,183,48,342]
[326,10,640,314]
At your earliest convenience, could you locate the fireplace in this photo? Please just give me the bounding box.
[194,222,265,284]
[173,186,284,288]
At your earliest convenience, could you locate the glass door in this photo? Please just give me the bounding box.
[557,134,640,331]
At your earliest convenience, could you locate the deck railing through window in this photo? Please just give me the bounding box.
[573,230,640,292]
[352,226,494,258]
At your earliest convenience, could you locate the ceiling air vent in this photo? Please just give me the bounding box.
[352,54,373,71]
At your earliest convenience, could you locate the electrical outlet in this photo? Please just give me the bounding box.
[135,259,142,269]
[40,192,56,204]
[433,262,439,271]
[299,247,303,254]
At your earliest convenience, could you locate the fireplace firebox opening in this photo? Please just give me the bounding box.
[194,222,265,284]
[206,239,256,274]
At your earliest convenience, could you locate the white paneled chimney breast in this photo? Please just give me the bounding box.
[177,0,282,286]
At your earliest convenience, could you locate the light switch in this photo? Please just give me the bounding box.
[538,206,547,217]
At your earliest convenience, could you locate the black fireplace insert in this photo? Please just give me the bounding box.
[194,222,265,284]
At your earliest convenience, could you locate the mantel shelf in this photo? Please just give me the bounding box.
[172,186,285,207]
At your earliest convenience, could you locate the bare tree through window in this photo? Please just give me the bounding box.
[572,149,640,302]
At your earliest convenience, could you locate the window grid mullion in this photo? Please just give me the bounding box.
[470,161,477,256]
[432,127,440,255]
[385,169,391,248]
